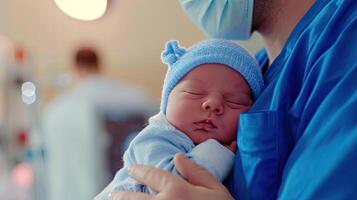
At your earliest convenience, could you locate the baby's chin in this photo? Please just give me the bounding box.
[186,130,220,145]
[186,130,235,146]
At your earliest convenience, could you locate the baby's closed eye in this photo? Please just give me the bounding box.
[224,98,250,109]
[182,90,205,98]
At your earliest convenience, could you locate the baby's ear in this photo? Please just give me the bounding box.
[161,40,186,67]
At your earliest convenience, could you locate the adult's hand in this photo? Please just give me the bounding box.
[109,153,234,200]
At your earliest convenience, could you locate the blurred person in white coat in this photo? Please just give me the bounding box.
[42,47,155,200]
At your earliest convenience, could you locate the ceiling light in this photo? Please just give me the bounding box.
[54,0,108,21]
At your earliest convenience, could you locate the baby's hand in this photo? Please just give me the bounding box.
[224,141,237,153]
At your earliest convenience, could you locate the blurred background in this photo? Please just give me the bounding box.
[0,0,264,199]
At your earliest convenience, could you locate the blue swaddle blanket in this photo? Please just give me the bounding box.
[95,112,235,199]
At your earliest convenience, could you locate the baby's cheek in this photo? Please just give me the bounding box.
[219,131,237,144]
[220,123,238,143]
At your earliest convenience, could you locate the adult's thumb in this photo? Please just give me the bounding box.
[174,153,222,189]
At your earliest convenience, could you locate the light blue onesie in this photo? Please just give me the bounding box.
[95,112,235,199]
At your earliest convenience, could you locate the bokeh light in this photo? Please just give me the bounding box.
[54,0,107,21]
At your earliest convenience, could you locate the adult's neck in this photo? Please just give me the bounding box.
[256,0,316,63]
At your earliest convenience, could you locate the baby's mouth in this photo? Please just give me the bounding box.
[193,119,217,131]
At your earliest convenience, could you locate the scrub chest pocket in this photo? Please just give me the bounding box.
[234,110,293,200]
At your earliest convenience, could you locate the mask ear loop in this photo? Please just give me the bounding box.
[161,40,186,67]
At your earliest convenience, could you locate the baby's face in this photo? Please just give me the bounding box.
[166,63,253,145]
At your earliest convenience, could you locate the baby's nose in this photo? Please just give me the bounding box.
[202,98,223,115]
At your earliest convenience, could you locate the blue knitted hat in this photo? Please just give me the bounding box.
[160,39,264,113]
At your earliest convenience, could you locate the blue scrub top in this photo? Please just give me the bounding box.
[227,0,357,199]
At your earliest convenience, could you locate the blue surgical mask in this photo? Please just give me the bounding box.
[179,0,254,40]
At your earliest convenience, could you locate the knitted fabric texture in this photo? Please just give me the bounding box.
[160,39,264,113]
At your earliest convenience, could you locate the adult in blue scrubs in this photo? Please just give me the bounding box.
[109,0,357,199]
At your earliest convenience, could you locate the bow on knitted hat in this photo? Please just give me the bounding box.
[161,40,186,66]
